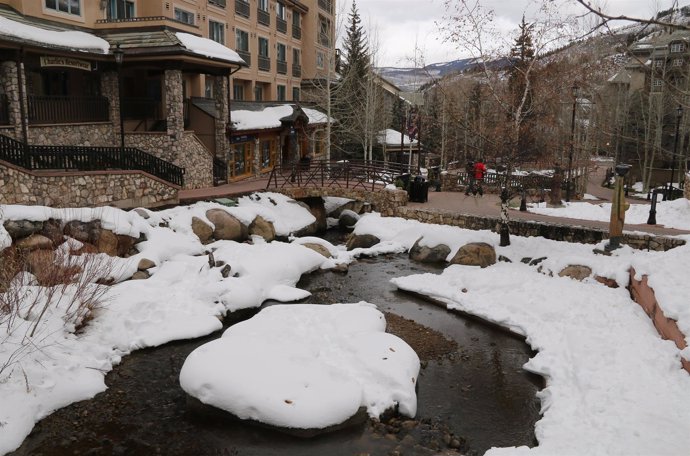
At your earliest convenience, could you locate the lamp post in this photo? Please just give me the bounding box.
[665,105,683,201]
[605,163,632,251]
[113,44,125,153]
[566,84,578,202]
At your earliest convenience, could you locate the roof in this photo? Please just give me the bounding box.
[377,129,419,146]
[0,9,108,54]
[230,103,333,132]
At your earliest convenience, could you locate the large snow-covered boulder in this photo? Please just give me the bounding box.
[179,303,420,432]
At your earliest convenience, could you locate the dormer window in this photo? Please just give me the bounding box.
[670,42,686,53]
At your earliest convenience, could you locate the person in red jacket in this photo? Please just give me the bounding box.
[472,160,487,196]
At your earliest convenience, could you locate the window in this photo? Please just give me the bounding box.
[673,58,684,67]
[258,37,269,58]
[205,77,214,98]
[258,0,268,12]
[261,140,275,168]
[210,20,225,44]
[653,59,664,68]
[45,0,80,15]
[277,85,286,101]
[319,15,331,46]
[316,51,324,69]
[233,84,244,100]
[254,85,263,101]
[235,29,249,51]
[107,0,134,19]
[293,48,300,65]
[652,78,664,91]
[277,43,286,62]
[292,87,300,101]
[293,11,300,27]
[175,8,194,25]
[671,42,686,53]
[277,2,286,20]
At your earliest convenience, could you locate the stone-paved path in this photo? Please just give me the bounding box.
[178,162,690,238]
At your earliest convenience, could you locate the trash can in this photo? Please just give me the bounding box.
[409,176,429,203]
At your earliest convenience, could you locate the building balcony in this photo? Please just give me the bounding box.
[277,60,287,75]
[209,0,226,8]
[318,0,332,13]
[28,95,110,125]
[235,0,250,18]
[258,56,271,72]
[292,64,301,78]
[95,15,198,32]
[258,9,270,26]
[237,50,251,67]
[292,24,302,40]
[277,17,287,34]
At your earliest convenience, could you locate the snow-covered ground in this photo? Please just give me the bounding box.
[528,197,690,231]
[2,197,690,455]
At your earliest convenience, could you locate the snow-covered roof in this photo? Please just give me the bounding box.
[0,15,109,53]
[175,32,246,65]
[377,128,418,146]
[231,105,331,132]
[231,105,295,131]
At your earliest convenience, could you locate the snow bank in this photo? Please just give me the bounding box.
[180,303,420,429]
[350,213,690,455]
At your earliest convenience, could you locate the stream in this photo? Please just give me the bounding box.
[10,236,542,456]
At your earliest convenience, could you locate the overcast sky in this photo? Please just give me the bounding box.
[337,0,681,67]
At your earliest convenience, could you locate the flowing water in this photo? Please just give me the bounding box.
[10,236,542,456]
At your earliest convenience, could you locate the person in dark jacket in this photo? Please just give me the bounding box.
[464,159,475,195]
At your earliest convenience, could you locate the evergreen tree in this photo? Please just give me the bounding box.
[340,0,369,82]
[508,16,537,161]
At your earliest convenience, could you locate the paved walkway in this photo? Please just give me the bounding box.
[178,163,690,238]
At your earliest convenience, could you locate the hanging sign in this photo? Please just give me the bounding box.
[40,56,92,71]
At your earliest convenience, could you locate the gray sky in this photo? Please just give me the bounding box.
[339,0,680,67]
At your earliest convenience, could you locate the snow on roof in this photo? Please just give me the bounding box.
[231,105,294,131]
[175,32,246,65]
[301,107,333,125]
[0,15,109,53]
[377,128,418,146]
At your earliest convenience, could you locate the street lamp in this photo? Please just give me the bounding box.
[113,43,125,153]
[605,163,632,252]
[665,105,683,201]
[566,84,578,202]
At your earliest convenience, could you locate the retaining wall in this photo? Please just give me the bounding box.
[0,160,179,208]
[278,187,408,217]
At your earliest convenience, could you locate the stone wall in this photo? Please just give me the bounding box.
[277,187,408,217]
[685,173,690,200]
[0,161,179,208]
[28,123,116,146]
[395,206,685,251]
[126,131,213,189]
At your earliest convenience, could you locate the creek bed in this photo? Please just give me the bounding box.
[10,243,541,456]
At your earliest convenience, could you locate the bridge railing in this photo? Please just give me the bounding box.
[266,159,412,191]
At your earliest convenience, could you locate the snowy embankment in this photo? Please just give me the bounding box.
[527,197,690,231]
[353,214,690,455]
[0,194,360,455]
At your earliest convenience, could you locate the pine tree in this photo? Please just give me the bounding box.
[340,0,369,82]
[508,16,537,161]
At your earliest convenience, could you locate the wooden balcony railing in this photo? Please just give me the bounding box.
[235,0,250,18]
[28,95,109,124]
[292,64,301,78]
[277,60,287,75]
[276,17,287,34]
[0,94,9,125]
[257,9,270,26]
[237,50,251,67]
[292,24,302,40]
[258,56,270,72]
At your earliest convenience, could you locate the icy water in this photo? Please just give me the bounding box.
[10,241,541,456]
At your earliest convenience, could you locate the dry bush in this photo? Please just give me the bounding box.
[0,244,118,378]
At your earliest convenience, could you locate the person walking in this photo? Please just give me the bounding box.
[472,159,487,196]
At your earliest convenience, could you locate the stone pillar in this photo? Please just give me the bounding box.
[0,60,24,140]
[213,75,229,159]
[100,71,120,146]
[165,69,184,140]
